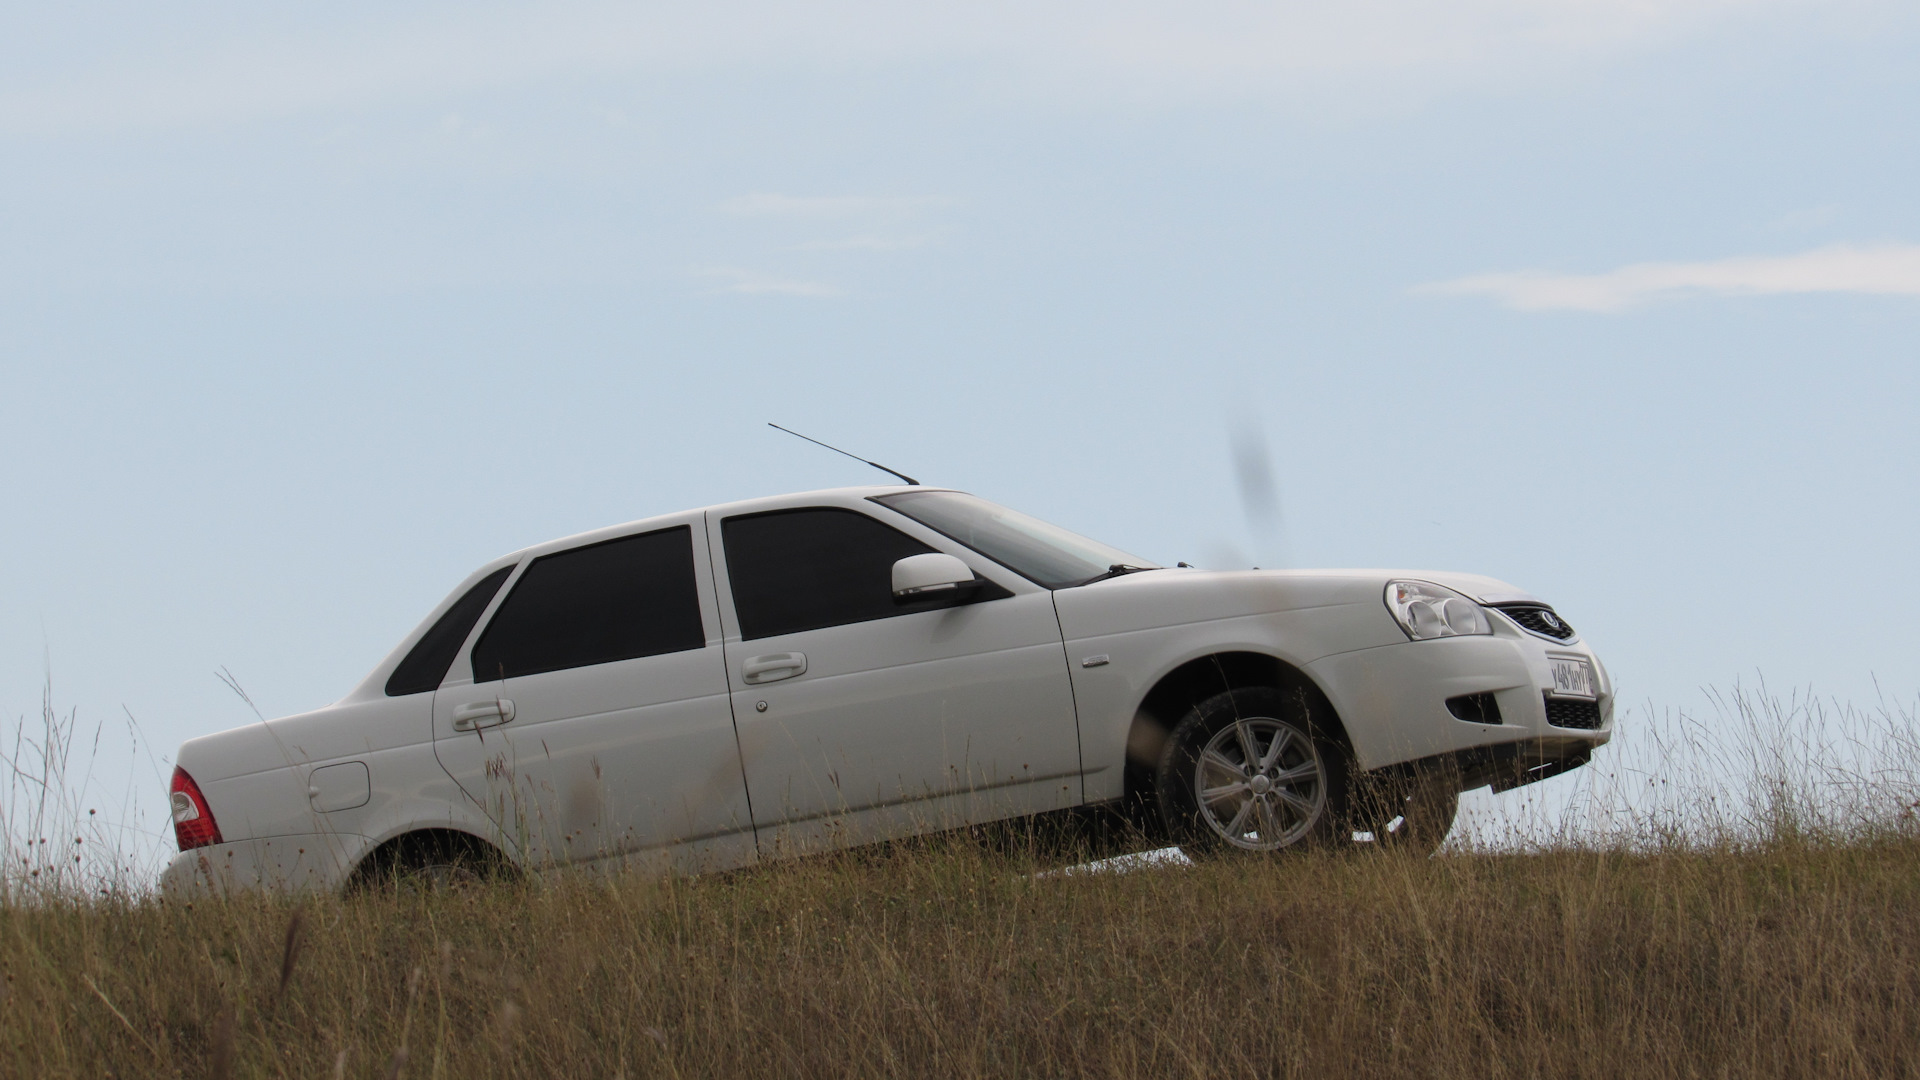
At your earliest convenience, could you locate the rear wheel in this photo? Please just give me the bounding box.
[351,831,508,894]
[1156,688,1348,856]
[398,859,485,893]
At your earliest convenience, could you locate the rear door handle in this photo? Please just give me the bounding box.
[742,652,807,685]
[452,698,515,731]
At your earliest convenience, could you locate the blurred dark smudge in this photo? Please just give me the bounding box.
[1230,420,1282,565]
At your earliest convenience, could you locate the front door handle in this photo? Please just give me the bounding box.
[742,652,807,685]
[452,698,515,731]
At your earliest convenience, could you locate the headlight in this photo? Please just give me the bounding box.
[1385,580,1492,640]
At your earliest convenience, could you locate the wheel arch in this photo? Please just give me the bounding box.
[1120,650,1351,812]
[345,826,516,891]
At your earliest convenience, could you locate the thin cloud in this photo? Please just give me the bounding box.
[792,234,936,252]
[697,267,842,297]
[718,194,950,219]
[0,1,1866,134]
[1417,243,1920,312]
[1769,204,1841,232]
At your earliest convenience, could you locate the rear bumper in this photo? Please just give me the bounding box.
[159,833,362,897]
[1306,621,1613,774]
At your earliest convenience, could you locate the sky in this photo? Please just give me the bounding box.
[4,1,1918,860]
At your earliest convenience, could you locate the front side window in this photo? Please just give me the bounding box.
[470,526,705,681]
[723,508,964,640]
[875,490,1154,589]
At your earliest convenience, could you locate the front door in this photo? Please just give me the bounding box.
[710,503,1082,857]
[432,520,757,874]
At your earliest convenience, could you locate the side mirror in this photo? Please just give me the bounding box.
[891,553,981,602]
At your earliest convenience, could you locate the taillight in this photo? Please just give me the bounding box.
[170,766,222,851]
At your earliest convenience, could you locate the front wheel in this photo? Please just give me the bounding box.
[1156,688,1348,855]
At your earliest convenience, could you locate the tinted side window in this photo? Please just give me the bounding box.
[386,566,515,696]
[470,526,705,681]
[722,508,951,640]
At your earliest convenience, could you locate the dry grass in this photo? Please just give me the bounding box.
[4,682,1918,1077]
[3,830,1919,1079]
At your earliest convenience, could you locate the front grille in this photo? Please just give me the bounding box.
[1493,603,1576,641]
[1543,693,1603,730]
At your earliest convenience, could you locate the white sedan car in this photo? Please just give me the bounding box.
[162,486,1612,893]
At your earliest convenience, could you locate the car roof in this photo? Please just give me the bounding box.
[495,485,960,566]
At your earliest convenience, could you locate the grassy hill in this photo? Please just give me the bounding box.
[4,829,1917,1078]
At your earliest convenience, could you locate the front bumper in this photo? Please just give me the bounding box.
[1305,617,1613,777]
[159,833,361,897]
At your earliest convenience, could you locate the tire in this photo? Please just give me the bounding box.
[352,832,505,894]
[1156,687,1348,856]
[399,860,485,893]
[1352,765,1460,857]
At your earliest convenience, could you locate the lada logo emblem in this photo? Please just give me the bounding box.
[1540,611,1561,629]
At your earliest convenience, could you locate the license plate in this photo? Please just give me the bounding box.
[1549,658,1597,699]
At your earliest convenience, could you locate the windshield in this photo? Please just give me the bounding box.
[875,490,1157,589]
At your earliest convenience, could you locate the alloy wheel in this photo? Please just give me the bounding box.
[1193,717,1326,850]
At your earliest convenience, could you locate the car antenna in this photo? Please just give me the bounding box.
[767,423,920,485]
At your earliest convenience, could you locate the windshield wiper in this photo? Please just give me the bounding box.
[1074,564,1161,587]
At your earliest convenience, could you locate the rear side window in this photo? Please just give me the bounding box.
[470,526,705,681]
[722,508,952,640]
[385,566,514,697]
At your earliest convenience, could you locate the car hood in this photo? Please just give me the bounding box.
[1049,566,1535,647]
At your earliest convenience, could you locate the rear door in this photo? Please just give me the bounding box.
[431,519,757,873]
[710,503,1083,855]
